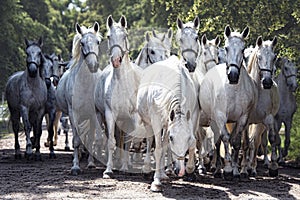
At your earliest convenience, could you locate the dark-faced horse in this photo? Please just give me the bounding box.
[6,37,47,160]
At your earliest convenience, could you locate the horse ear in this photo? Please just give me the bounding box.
[256,36,263,47]
[167,28,173,39]
[145,32,151,42]
[193,16,200,30]
[38,37,43,47]
[152,29,157,38]
[215,35,221,46]
[170,110,175,121]
[107,15,114,28]
[76,23,82,34]
[272,36,277,49]
[177,17,184,30]
[201,34,207,46]
[93,21,100,33]
[25,38,30,46]
[119,15,127,28]
[241,26,250,39]
[224,25,231,38]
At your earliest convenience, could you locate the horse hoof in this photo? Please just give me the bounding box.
[184,172,197,182]
[213,171,222,178]
[223,170,233,181]
[269,168,278,177]
[143,172,152,180]
[65,146,71,151]
[35,154,42,161]
[49,152,56,159]
[278,160,285,166]
[15,154,22,160]
[24,152,33,160]
[250,171,257,177]
[71,167,81,176]
[240,172,249,179]
[210,167,216,173]
[103,172,113,179]
[150,182,162,192]
[87,163,96,169]
[198,167,207,175]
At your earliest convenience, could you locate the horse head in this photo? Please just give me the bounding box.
[277,57,298,92]
[25,37,43,78]
[42,54,54,88]
[254,36,277,89]
[107,15,129,68]
[200,34,220,71]
[168,107,196,161]
[144,31,169,65]
[152,28,173,55]
[75,22,101,73]
[176,17,200,72]
[47,53,61,86]
[224,25,249,84]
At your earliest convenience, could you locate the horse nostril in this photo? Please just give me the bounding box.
[262,78,273,89]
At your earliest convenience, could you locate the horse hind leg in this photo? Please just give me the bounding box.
[283,120,292,158]
[11,115,21,159]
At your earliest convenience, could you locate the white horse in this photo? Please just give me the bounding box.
[137,55,197,192]
[193,34,220,174]
[56,22,102,175]
[135,29,172,69]
[244,36,280,177]
[199,25,257,179]
[94,15,141,178]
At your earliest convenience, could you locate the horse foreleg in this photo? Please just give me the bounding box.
[103,111,116,178]
[34,111,45,161]
[240,128,250,177]
[142,126,153,174]
[283,120,292,158]
[11,114,21,159]
[150,126,164,192]
[53,110,62,146]
[219,123,233,179]
[20,106,32,158]
[265,116,279,177]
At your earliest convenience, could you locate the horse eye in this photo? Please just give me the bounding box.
[81,42,84,46]
[97,40,100,45]
[225,47,228,52]
[169,135,174,142]
[151,50,155,54]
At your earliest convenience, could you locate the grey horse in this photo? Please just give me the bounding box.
[6,37,47,160]
[56,22,102,175]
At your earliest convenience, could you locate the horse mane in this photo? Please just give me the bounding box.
[247,46,259,73]
[70,25,102,69]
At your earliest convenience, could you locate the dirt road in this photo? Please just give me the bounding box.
[0,131,299,200]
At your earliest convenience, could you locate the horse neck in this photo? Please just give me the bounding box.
[248,54,261,86]
[135,44,148,68]
[276,72,291,97]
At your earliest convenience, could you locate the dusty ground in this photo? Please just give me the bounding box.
[0,129,299,200]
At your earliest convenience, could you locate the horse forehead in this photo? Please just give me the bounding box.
[225,36,245,48]
[109,26,126,37]
[26,45,41,54]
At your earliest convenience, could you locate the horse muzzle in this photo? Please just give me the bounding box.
[28,63,38,78]
[227,65,240,84]
[185,61,196,73]
[262,77,273,89]
[111,56,122,68]
[45,78,52,88]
